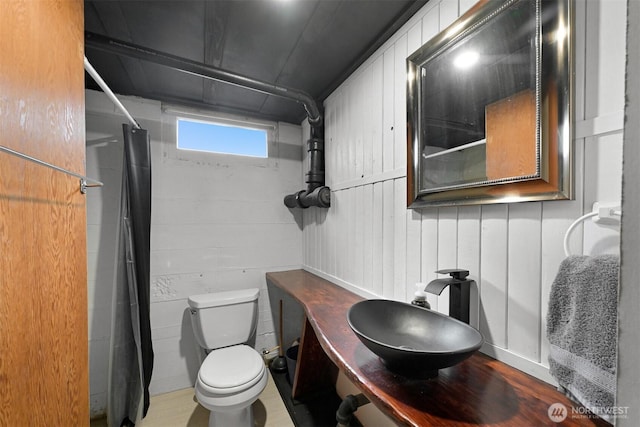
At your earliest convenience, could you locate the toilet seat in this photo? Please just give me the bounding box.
[198,345,265,395]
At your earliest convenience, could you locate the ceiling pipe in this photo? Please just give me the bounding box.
[85,31,330,208]
[85,32,322,127]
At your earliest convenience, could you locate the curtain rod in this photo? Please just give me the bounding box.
[84,56,141,130]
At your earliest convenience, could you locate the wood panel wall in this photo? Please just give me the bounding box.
[0,1,88,425]
[303,0,627,383]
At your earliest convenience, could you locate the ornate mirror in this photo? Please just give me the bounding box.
[407,0,572,207]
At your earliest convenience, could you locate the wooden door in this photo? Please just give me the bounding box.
[0,1,89,424]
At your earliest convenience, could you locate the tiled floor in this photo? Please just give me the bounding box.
[90,370,294,427]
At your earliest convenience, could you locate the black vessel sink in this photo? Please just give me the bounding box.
[347,299,483,378]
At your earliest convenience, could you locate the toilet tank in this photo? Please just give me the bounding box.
[188,288,260,350]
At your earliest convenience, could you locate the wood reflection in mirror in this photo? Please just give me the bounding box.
[485,89,537,180]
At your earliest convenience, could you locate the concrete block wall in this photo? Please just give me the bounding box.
[86,90,304,415]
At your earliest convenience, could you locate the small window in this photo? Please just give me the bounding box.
[177,118,268,158]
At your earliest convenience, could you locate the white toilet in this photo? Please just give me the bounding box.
[188,288,268,427]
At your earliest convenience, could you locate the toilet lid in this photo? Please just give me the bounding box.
[199,345,264,390]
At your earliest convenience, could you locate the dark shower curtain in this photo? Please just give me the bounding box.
[109,124,154,426]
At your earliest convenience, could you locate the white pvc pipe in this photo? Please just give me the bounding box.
[84,56,140,129]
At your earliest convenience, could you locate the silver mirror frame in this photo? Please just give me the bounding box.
[407,0,573,208]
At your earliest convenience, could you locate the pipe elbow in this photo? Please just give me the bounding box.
[284,186,331,209]
[309,186,331,207]
[284,190,306,209]
[336,394,369,426]
[307,114,323,129]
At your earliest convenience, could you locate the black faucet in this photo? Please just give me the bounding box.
[425,269,474,324]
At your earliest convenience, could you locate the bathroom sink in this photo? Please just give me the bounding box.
[347,299,483,378]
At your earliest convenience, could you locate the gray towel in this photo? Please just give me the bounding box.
[546,255,619,421]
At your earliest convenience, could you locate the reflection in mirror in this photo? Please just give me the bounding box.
[407,0,572,207]
[420,0,536,191]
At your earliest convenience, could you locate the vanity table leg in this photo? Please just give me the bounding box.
[292,317,338,400]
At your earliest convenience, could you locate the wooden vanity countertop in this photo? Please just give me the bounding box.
[266,269,609,427]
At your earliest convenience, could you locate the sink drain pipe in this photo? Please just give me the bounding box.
[85,31,331,208]
[336,393,370,426]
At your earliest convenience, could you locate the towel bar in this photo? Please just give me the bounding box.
[0,145,103,194]
[563,203,621,256]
